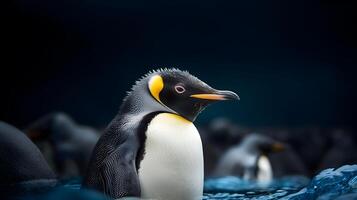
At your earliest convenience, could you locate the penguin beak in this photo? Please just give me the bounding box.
[271,142,285,152]
[190,90,240,101]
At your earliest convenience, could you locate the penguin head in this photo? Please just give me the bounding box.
[243,134,285,154]
[146,69,239,122]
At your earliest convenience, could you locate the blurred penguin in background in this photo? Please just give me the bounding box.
[0,121,56,195]
[199,118,250,176]
[214,133,285,182]
[25,112,100,177]
[259,128,308,177]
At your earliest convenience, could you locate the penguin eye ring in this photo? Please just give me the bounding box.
[174,85,186,94]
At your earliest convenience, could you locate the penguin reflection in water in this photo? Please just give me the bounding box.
[214,134,285,182]
[83,69,239,200]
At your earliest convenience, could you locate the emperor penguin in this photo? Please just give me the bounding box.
[83,68,239,200]
[214,133,284,182]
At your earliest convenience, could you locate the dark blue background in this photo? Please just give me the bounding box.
[2,0,356,128]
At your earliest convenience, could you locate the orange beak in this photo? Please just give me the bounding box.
[272,142,285,152]
[190,90,239,101]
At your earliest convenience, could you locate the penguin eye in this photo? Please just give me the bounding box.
[174,85,186,94]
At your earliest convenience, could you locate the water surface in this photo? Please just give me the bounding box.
[10,165,357,200]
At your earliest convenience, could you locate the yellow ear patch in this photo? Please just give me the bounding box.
[148,75,164,103]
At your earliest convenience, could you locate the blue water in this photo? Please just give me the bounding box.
[12,165,357,200]
[203,176,309,199]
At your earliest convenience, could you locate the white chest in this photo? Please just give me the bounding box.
[138,113,204,200]
[257,155,273,182]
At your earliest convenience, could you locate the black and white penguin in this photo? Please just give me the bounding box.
[25,112,100,177]
[214,133,284,182]
[0,121,57,195]
[83,68,239,200]
[200,118,250,176]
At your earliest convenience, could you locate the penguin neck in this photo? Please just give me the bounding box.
[241,137,273,158]
[119,82,175,117]
[241,142,261,156]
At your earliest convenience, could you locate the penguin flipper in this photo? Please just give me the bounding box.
[99,145,141,198]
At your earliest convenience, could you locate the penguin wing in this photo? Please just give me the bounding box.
[84,112,160,198]
[99,141,141,198]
